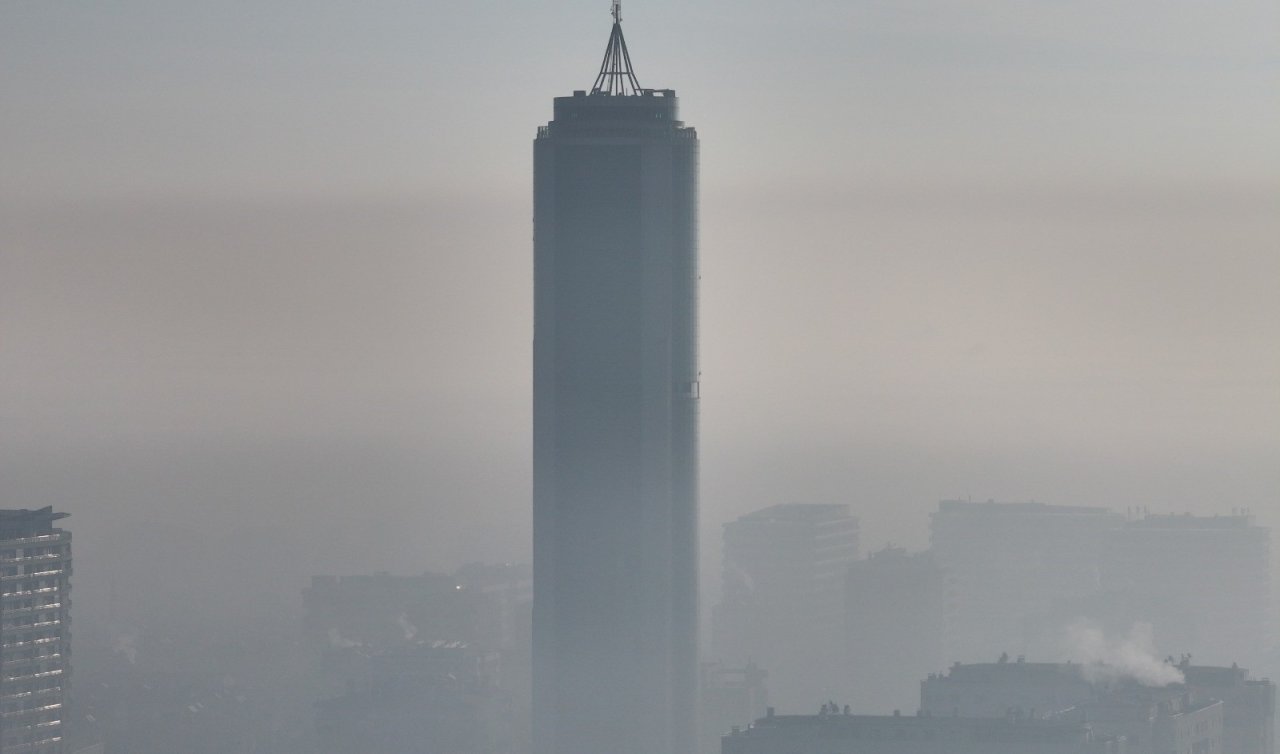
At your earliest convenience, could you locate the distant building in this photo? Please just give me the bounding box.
[920,659,1095,719]
[1102,514,1270,668]
[929,500,1123,661]
[305,566,532,754]
[700,662,768,754]
[921,659,1273,754]
[302,566,531,657]
[1054,692,1222,754]
[721,709,1126,754]
[1180,665,1274,754]
[1,507,72,754]
[455,563,532,752]
[844,547,948,713]
[303,571,471,651]
[453,563,532,653]
[713,504,859,708]
[77,670,278,754]
[316,641,512,754]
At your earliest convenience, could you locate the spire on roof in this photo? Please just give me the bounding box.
[591,1,642,96]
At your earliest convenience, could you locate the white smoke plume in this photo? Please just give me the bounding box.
[396,613,418,641]
[1063,620,1184,686]
[327,628,362,649]
[112,633,138,664]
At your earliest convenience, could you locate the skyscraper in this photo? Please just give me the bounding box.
[532,5,699,754]
[0,507,72,754]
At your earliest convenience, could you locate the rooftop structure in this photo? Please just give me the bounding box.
[592,0,641,95]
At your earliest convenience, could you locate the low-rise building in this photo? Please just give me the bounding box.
[920,659,1271,754]
[921,658,1094,719]
[1181,665,1274,754]
[1052,693,1222,754]
[722,709,1125,754]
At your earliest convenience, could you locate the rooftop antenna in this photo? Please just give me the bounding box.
[592,0,642,95]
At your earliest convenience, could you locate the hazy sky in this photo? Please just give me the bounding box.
[2,0,1277,633]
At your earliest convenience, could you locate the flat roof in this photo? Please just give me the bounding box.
[0,506,69,521]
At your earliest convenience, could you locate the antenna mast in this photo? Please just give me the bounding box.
[592,0,642,95]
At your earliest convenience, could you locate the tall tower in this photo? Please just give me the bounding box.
[532,5,699,754]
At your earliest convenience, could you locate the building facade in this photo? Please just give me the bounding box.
[532,9,699,754]
[844,547,947,713]
[1179,666,1273,754]
[1102,514,1271,669]
[713,504,859,709]
[1,507,72,754]
[1056,695,1223,754]
[929,500,1123,661]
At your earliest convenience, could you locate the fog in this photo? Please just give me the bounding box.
[2,1,1277,752]
[5,194,1274,637]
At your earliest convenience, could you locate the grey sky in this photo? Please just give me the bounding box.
[5,0,1278,197]
[2,0,1277,632]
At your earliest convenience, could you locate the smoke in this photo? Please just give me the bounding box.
[1063,620,1184,686]
[396,613,418,641]
[326,628,362,649]
[112,633,138,664]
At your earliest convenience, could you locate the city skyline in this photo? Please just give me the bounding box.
[1,4,1277,739]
